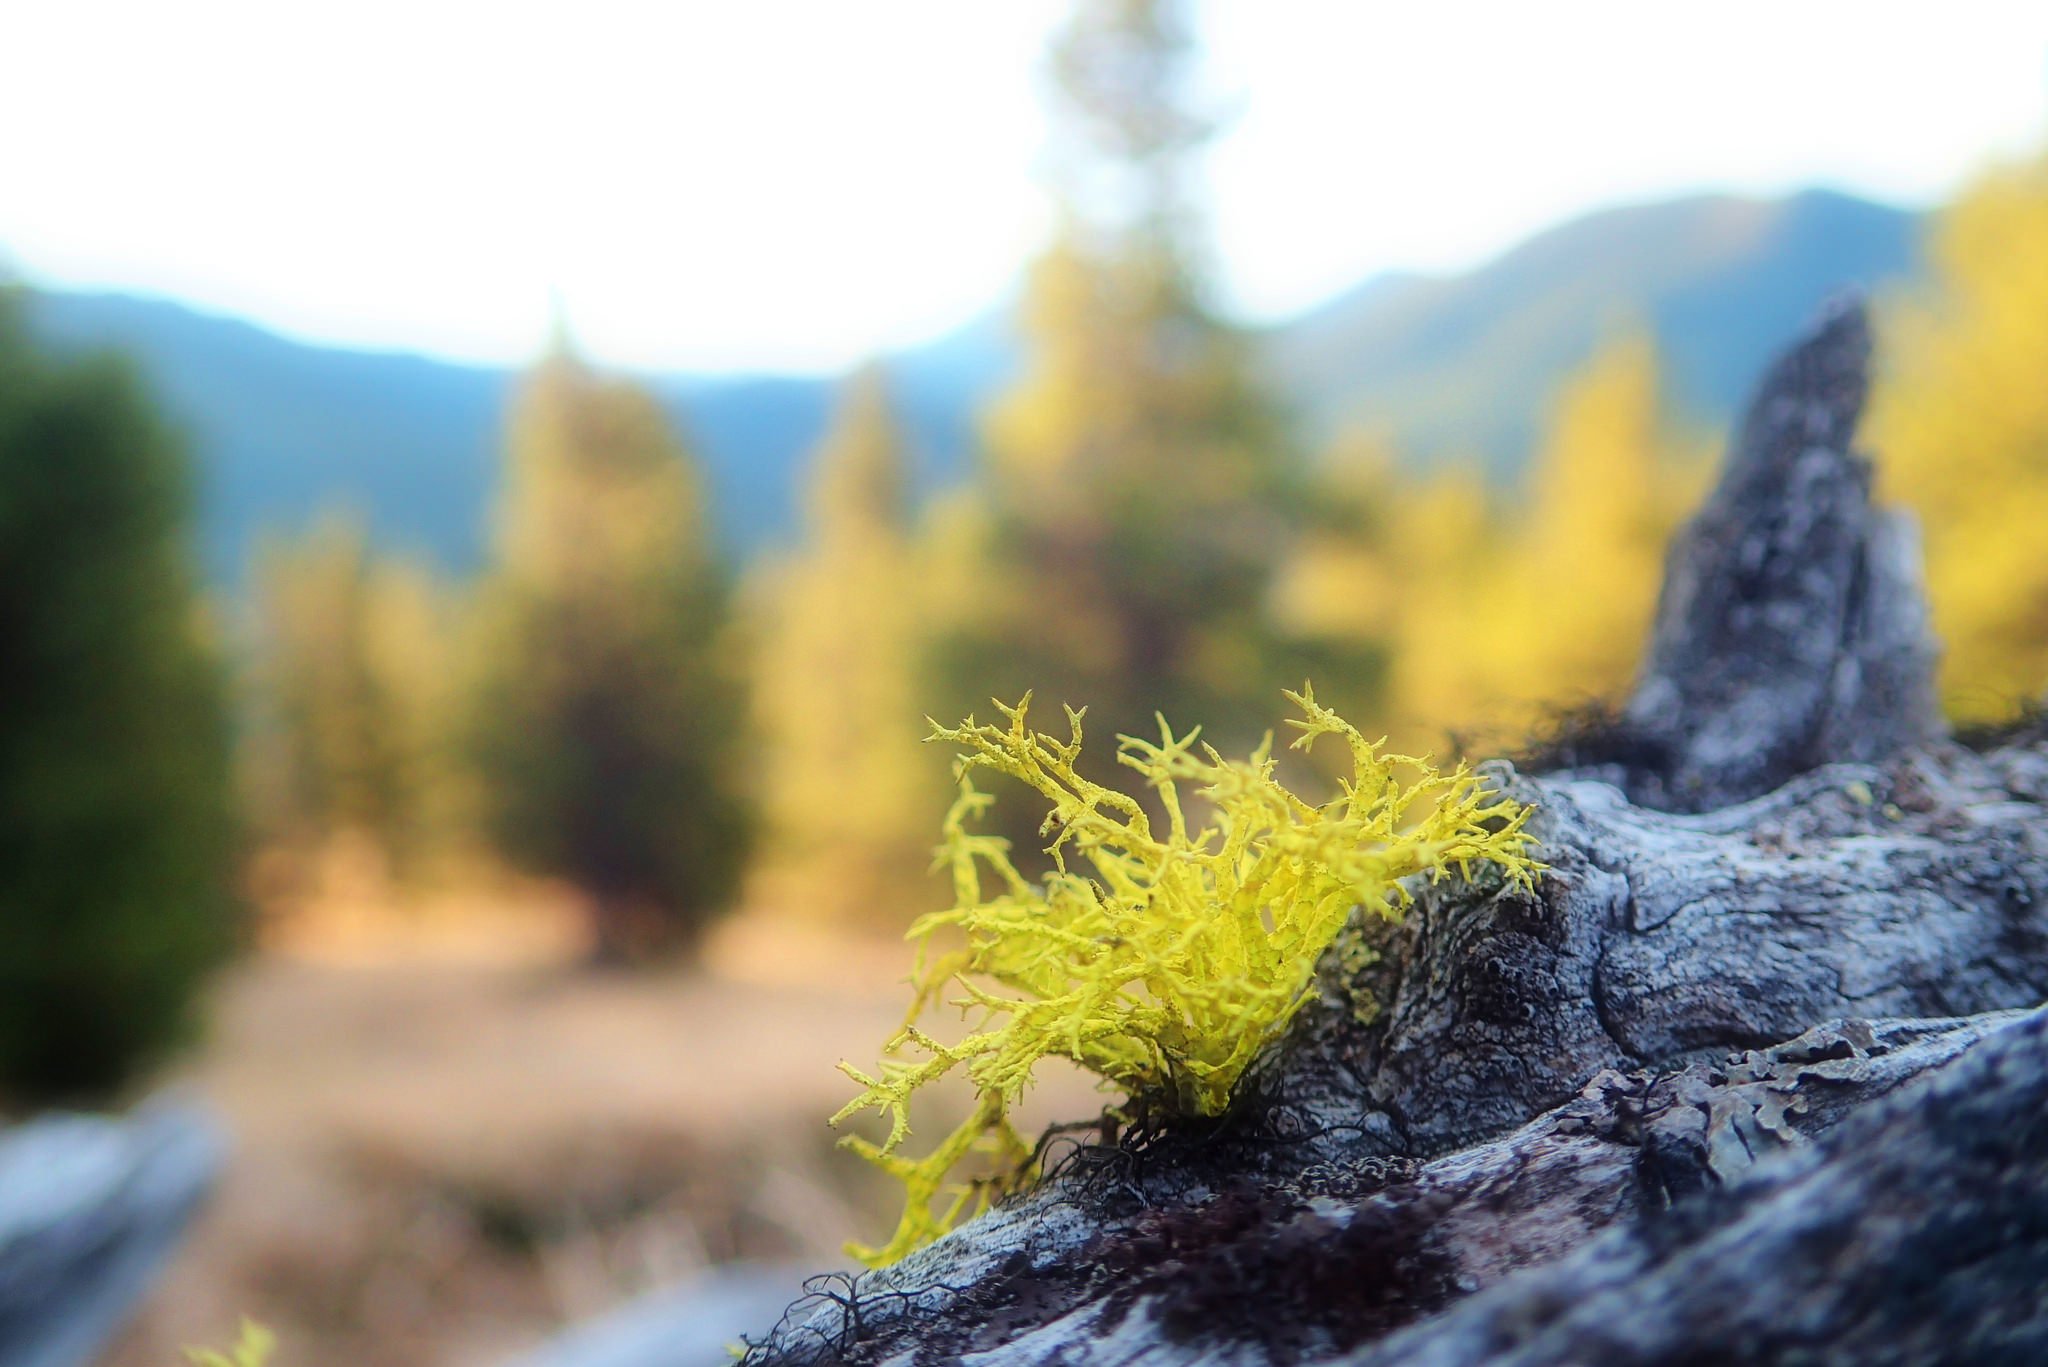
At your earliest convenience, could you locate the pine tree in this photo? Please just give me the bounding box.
[1376,461,1514,752]
[1279,336,1698,758]
[1871,151,2048,720]
[244,511,467,882]
[751,367,941,930]
[1380,335,1697,753]
[1266,432,1402,728]
[468,340,749,961]
[0,289,235,1102]
[1502,334,1694,713]
[936,0,1302,760]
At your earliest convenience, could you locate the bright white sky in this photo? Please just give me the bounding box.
[3,1,2045,374]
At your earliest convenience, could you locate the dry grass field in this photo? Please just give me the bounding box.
[99,901,1099,1366]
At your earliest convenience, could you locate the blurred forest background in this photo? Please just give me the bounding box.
[3,0,2047,1362]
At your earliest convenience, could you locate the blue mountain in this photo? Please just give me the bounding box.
[1266,188,1924,473]
[18,188,1923,583]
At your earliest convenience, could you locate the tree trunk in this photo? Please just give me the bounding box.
[740,296,2048,1367]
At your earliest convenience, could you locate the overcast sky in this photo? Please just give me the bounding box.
[4,1,2045,374]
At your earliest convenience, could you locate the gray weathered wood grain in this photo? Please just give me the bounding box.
[0,1102,222,1367]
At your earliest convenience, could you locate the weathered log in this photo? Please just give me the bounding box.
[742,1010,2030,1367]
[1351,1004,2048,1367]
[719,300,2048,1366]
[0,1102,222,1367]
[505,1263,818,1367]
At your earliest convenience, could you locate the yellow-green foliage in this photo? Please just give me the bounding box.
[1871,150,2048,718]
[186,1320,275,1367]
[832,686,1540,1265]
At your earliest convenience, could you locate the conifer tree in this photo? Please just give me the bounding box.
[1502,335,1694,712]
[1375,461,1512,751]
[245,511,466,881]
[1381,336,1696,752]
[937,0,1301,758]
[1871,151,2048,719]
[1278,336,1698,757]
[1266,432,1402,729]
[0,289,235,1102]
[751,367,940,930]
[468,340,749,961]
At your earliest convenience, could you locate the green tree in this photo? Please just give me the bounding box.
[936,0,1303,760]
[244,511,467,881]
[0,289,235,1103]
[469,341,749,961]
[751,367,942,931]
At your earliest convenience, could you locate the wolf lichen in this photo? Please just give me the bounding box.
[831,685,1540,1265]
[185,1320,275,1367]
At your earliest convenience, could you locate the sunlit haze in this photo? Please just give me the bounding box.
[4,0,2046,373]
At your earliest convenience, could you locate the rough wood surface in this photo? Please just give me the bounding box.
[720,300,2048,1367]
[1614,293,1942,814]
[0,1102,221,1367]
[1351,1004,2048,1367]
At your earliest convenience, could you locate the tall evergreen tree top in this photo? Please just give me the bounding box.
[494,345,715,604]
[1049,0,1212,264]
[942,0,1302,760]
[470,341,748,960]
[806,363,909,542]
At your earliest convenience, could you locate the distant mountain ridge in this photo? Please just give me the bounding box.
[23,291,1014,581]
[18,187,1924,583]
[1265,188,1924,473]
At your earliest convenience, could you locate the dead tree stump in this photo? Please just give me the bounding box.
[742,297,2048,1367]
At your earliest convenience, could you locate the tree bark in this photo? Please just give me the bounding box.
[0,1103,222,1367]
[739,296,2048,1367]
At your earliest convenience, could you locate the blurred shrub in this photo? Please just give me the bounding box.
[0,289,235,1104]
[467,341,751,961]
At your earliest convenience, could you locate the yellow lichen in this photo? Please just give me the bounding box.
[185,1320,275,1367]
[831,684,1541,1265]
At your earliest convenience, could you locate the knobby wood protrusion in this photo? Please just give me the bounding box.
[728,304,2048,1367]
[1616,293,1942,813]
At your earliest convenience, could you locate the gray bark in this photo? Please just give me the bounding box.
[0,1102,222,1367]
[721,300,2048,1366]
[1348,1005,2048,1367]
[1615,294,1943,814]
